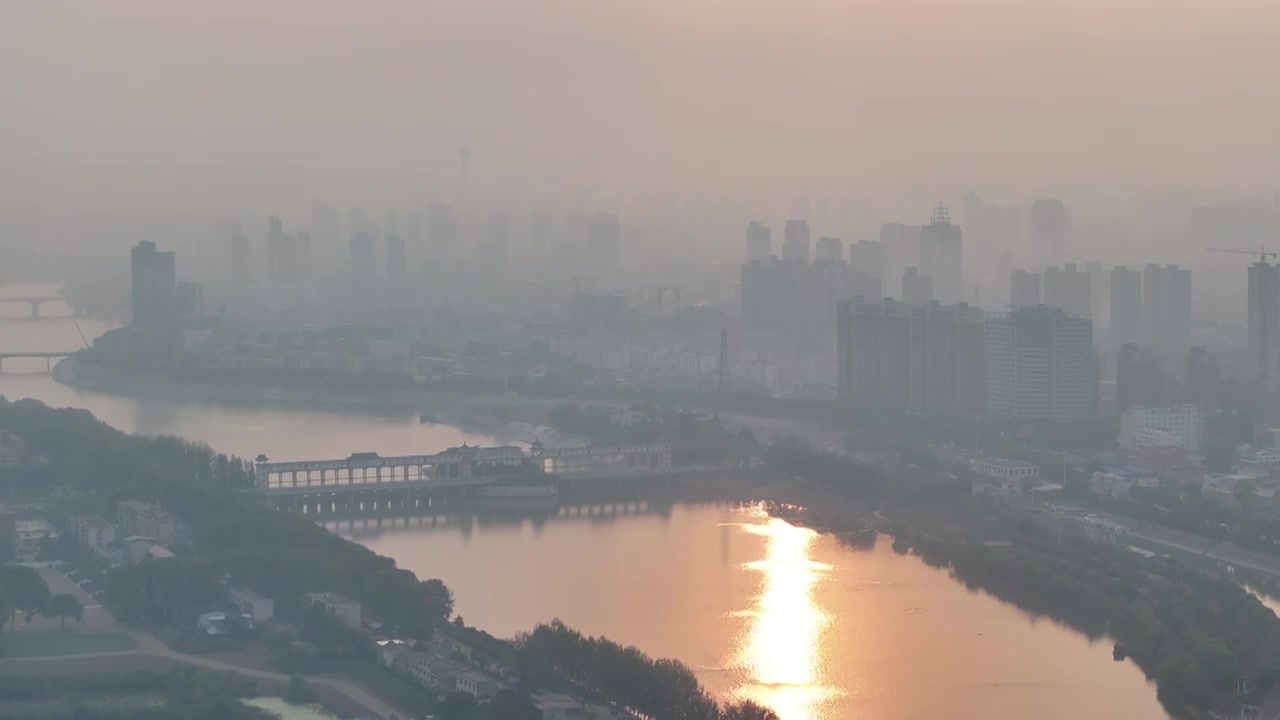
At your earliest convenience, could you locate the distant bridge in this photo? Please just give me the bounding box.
[0,296,69,318]
[0,351,78,373]
[254,443,682,507]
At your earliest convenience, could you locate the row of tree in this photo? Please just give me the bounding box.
[515,620,778,720]
[892,520,1280,717]
[0,565,83,632]
[0,397,454,640]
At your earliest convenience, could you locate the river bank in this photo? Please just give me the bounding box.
[51,356,850,452]
[51,356,588,448]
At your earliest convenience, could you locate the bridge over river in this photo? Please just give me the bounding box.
[253,443,708,510]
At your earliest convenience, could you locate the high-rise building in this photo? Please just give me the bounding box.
[880,223,921,290]
[176,281,205,319]
[295,231,312,280]
[1143,264,1192,357]
[1086,261,1108,328]
[782,220,810,262]
[586,212,621,275]
[901,267,933,305]
[837,298,986,415]
[1043,263,1091,318]
[1185,346,1223,414]
[350,206,370,235]
[1110,266,1143,347]
[1120,405,1202,452]
[815,236,844,263]
[849,240,884,281]
[919,207,963,304]
[1010,269,1041,308]
[351,231,376,283]
[985,305,1097,419]
[1248,258,1280,380]
[962,193,1023,274]
[311,199,340,266]
[386,235,406,285]
[1116,343,1178,412]
[746,221,772,262]
[741,258,879,349]
[1030,199,1068,268]
[266,215,297,280]
[230,224,250,286]
[385,209,400,238]
[131,241,177,332]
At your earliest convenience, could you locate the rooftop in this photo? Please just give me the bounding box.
[973,457,1040,471]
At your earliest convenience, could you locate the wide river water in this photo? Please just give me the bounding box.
[0,287,1167,720]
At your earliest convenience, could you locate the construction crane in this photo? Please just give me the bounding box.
[1208,246,1278,262]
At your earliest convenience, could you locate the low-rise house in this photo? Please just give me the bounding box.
[124,536,174,564]
[197,611,228,635]
[70,515,117,558]
[1090,472,1132,500]
[117,501,189,547]
[228,587,274,624]
[390,649,464,691]
[456,670,501,699]
[307,591,361,629]
[970,457,1041,483]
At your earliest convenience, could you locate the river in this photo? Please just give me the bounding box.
[0,285,1168,720]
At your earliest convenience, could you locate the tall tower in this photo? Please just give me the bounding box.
[1143,264,1192,358]
[1110,266,1142,347]
[746,221,772,262]
[1249,258,1280,380]
[919,206,963,304]
[131,241,177,332]
[1010,269,1041,307]
[782,220,810,262]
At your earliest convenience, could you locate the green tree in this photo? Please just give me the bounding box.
[437,690,479,720]
[0,589,12,638]
[721,700,780,720]
[483,688,541,719]
[0,565,51,626]
[44,593,83,630]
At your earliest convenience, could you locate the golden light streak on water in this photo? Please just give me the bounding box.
[733,509,837,719]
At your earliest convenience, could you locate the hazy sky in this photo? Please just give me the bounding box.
[4,0,1280,239]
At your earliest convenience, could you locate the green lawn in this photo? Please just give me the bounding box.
[0,631,138,658]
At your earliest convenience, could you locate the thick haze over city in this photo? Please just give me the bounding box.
[9,4,1280,720]
[4,1,1280,269]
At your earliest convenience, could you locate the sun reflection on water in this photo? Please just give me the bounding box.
[733,509,837,720]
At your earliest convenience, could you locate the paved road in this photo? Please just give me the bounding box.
[3,568,410,720]
[1093,512,1280,578]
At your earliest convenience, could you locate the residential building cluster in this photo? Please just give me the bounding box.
[117,500,189,547]
[838,301,1097,420]
[68,501,187,566]
[0,430,48,470]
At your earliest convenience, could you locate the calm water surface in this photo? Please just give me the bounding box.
[337,503,1166,720]
[0,284,1168,719]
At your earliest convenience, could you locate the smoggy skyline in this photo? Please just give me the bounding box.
[4,1,1279,208]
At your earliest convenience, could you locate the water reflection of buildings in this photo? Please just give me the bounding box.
[735,511,836,720]
[321,494,752,541]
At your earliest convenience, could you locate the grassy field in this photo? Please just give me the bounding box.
[0,631,138,658]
